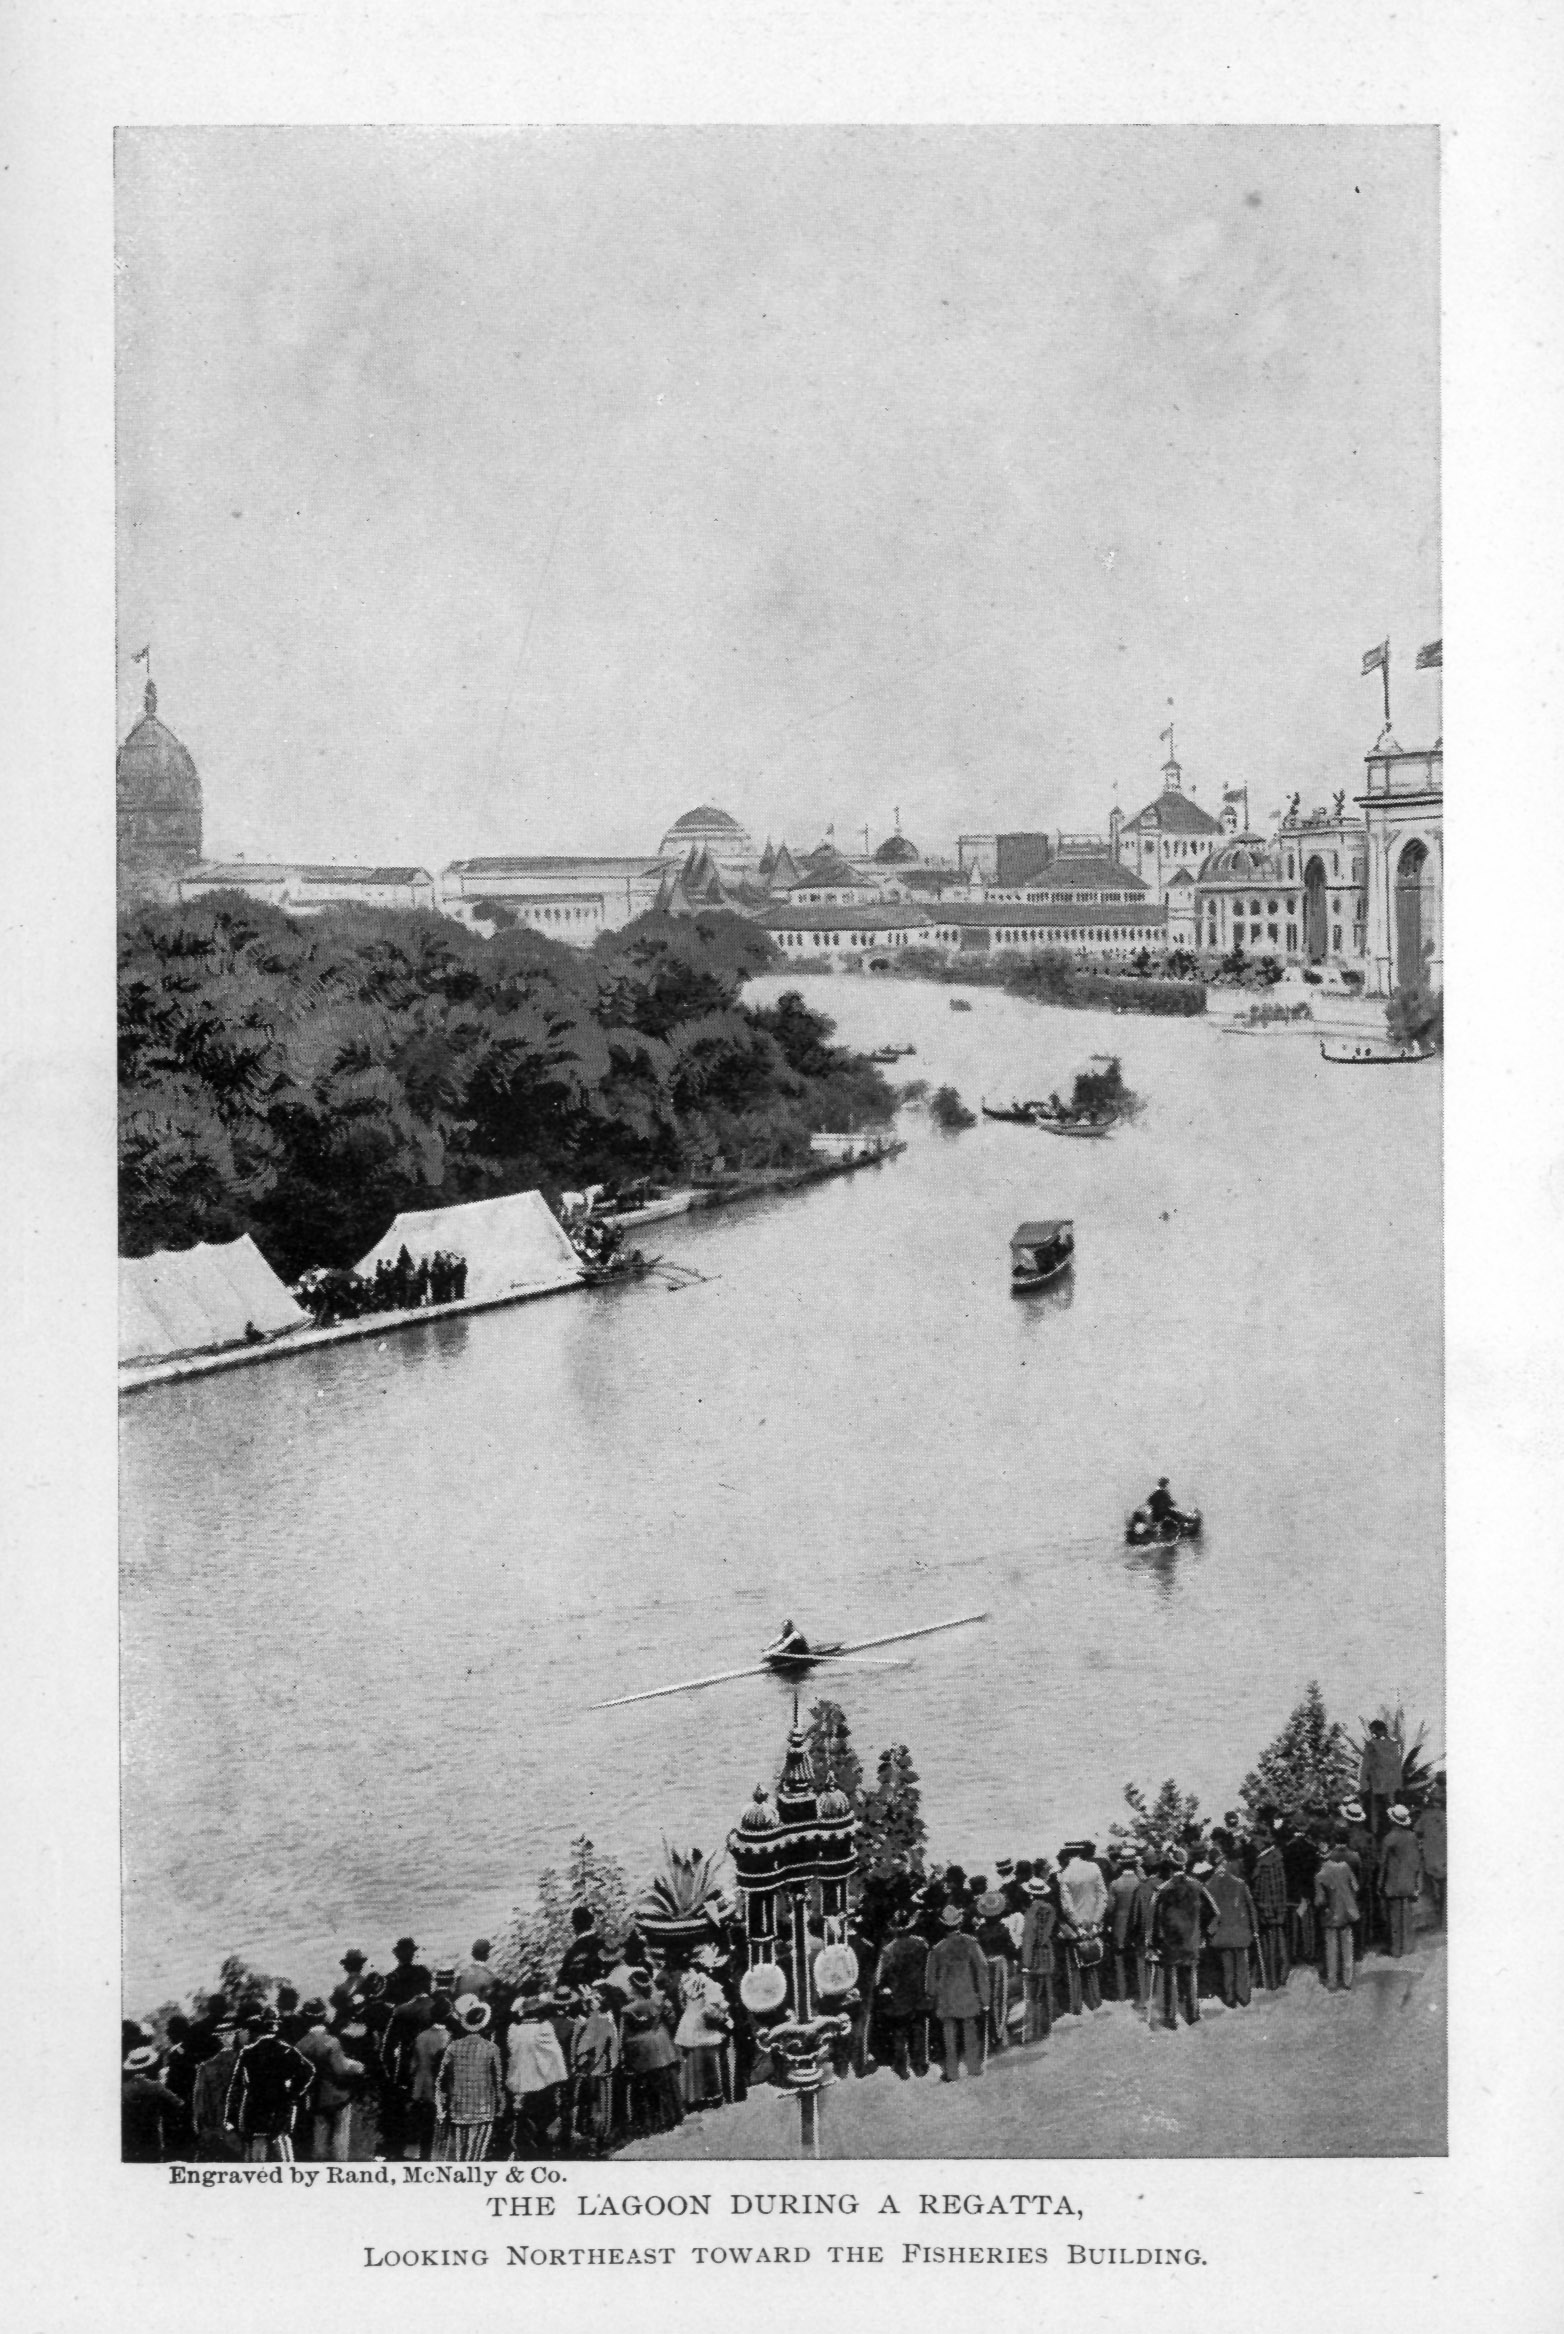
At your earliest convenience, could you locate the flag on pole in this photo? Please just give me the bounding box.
[1416,638,1442,669]
[1222,787,1245,803]
[1160,725,1174,746]
[1361,641,1388,675]
[131,645,150,665]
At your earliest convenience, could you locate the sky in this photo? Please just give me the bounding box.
[117,127,1440,872]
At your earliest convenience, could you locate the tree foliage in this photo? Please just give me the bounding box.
[118,900,893,1276]
[1238,1680,1357,1818]
[858,1744,929,1879]
[490,1835,634,1988]
[1386,982,1443,1053]
[1109,1778,1203,1859]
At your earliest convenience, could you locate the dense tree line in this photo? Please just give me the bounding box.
[119,898,894,1277]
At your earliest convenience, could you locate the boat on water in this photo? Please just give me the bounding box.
[1125,1505,1202,1546]
[868,1044,917,1064]
[949,996,972,1012]
[1031,1106,1113,1139]
[1010,1218,1074,1292]
[981,1100,1038,1125]
[1318,1040,1436,1065]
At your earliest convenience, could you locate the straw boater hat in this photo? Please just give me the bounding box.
[1191,1858,1213,1878]
[1341,1800,1367,1825]
[454,1994,490,2032]
[1025,1875,1052,1898]
[1387,1803,1412,1827]
[939,1904,964,1927]
[976,1890,1007,1917]
[124,2044,159,2073]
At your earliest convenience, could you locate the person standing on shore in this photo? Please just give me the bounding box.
[1358,1720,1404,1842]
[873,1912,931,2078]
[1107,1849,1144,2006]
[1314,1831,1362,1991]
[1415,1784,1447,1925]
[925,1904,991,2080]
[191,2019,242,2160]
[1058,1841,1109,2014]
[225,2006,311,2163]
[295,1999,363,2164]
[975,1889,1019,2053]
[1377,1804,1423,1957]
[1019,1870,1058,2042]
[435,1997,504,2161]
[1204,1849,1260,2008]
[122,2044,182,2162]
[454,1940,498,2002]
[1252,1820,1291,1989]
[507,1995,570,2153]
[1341,1799,1376,1953]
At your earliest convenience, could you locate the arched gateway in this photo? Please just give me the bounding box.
[1395,838,1430,991]
[1303,856,1328,962]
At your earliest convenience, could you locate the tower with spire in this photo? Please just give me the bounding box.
[117,666,203,902]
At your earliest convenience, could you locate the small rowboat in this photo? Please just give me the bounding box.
[1033,1110,1113,1139]
[981,1100,1037,1125]
[1319,1040,1436,1065]
[1010,1219,1074,1292]
[1126,1507,1202,1546]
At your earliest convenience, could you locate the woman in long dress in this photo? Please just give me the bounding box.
[674,1951,730,2108]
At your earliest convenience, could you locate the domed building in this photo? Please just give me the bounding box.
[118,678,202,902]
[655,803,756,877]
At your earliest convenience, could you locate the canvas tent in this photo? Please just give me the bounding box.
[355,1188,584,1305]
[119,1235,310,1365]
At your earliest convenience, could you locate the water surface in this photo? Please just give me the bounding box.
[121,979,1442,2008]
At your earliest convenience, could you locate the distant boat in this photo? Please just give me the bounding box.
[981,1100,1038,1125]
[1318,1040,1436,1065]
[1031,1104,1112,1139]
[949,996,972,1012]
[868,1043,917,1063]
[1010,1218,1074,1292]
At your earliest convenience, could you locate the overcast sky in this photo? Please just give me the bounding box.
[117,127,1439,870]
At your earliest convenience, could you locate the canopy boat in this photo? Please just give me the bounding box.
[1318,1040,1436,1065]
[1125,1505,1202,1546]
[1030,1103,1112,1138]
[1010,1218,1075,1292]
[981,1100,1038,1125]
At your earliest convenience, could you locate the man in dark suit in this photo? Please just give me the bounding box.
[873,1912,931,2079]
[924,1906,990,2080]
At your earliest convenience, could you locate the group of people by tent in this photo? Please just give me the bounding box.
[293,1248,468,1326]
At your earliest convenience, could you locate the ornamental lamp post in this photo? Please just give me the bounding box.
[727,1703,860,2158]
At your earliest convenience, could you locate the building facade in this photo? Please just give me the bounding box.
[761,896,1169,968]
[118,680,202,902]
[441,855,671,937]
[1357,738,1442,995]
[1111,747,1222,903]
[180,863,436,913]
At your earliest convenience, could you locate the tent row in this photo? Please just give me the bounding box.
[120,1190,584,1368]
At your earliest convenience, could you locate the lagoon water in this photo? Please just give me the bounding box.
[121,978,1442,2010]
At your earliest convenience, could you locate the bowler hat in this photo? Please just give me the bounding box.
[939,1904,963,1927]
[995,1859,1014,1877]
[340,1949,366,1970]
[393,1936,419,1957]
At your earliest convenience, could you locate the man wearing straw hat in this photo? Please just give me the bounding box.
[435,1996,505,2160]
[122,2042,182,2163]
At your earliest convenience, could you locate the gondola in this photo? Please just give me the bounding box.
[1032,1110,1113,1139]
[1010,1218,1074,1291]
[1318,1040,1436,1065]
[981,1100,1038,1125]
[1125,1506,1203,1546]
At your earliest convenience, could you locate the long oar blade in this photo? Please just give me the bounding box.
[834,1611,989,1658]
[594,1661,770,1711]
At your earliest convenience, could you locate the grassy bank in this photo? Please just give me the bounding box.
[880,946,1206,1017]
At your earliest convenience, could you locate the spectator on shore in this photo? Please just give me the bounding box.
[674,1949,730,2110]
[407,1995,452,2160]
[873,1911,931,2079]
[1205,1849,1260,2008]
[1359,1720,1404,1840]
[296,1999,363,2164]
[1415,1784,1446,1925]
[331,1948,368,2019]
[1058,1841,1109,2014]
[1020,1869,1058,2043]
[1378,1805,1423,1957]
[385,1937,431,2009]
[1282,1820,1323,1970]
[1108,1849,1144,2005]
[122,2043,182,2163]
[274,1985,308,2045]
[435,1997,504,2162]
[572,1985,622,2151]
[975,1889,1019,2053]
[454,1940,497,2000]
[159,2013,200,2158]
[226,2005,311,2163]
[1149,1851,1216,2029]
[926,1903,991,2081]
[508,1995,570,2153]
[1314,1832,1361,1992]
[615,1974,680,2138]
[191,2019,242,2160]
[1252,1816,1291,1989]
[1341,1799,1376,1952]
[557,1906,608,1994]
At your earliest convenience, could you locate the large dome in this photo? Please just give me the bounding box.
[669,804,742,833]
[874,830,919,864]
[657,803,755,868]
[117,681,202,899]
[1199,841,1280,883]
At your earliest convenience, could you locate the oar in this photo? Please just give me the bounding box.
[832,1612,989,1658]
[594,1661,771,1710]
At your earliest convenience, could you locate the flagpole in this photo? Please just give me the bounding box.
[1382,643,1391,730]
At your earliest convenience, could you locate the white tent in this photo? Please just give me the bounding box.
[355,1188,583,1305]
[119,1236,310,1365]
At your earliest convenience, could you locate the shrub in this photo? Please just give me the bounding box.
[930,1084,976,1130]
[1386,982,1443,1053]
[1109,1778,1203,1862]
